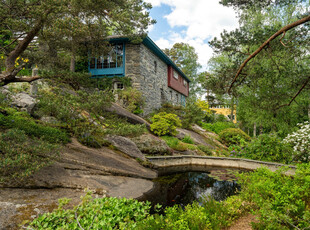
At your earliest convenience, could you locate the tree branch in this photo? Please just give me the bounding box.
[276,76,310,110]
[228,15,310,93]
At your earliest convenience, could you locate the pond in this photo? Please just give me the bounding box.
[140,168,242,208]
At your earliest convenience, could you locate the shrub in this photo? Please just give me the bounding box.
[182,135,194,144]
[161,136,188,151]
[239,133,293,163]
[41,70,95,90]
[237,164,310,229]
[0,108,70,144]
[283,121,310,162]
[105,123,147,138]
[150,112,182,136]
[197,145,213,155]
[29,194,152,229]
[201,121,235,134]
[118,87,145,114]
[0,129,60,183]
[182,97,208,128]
[219,128,250,146]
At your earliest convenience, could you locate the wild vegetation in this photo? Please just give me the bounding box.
[27,164,310,229]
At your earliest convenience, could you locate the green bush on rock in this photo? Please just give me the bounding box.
[150,112,182,136]
[219,128,250,146]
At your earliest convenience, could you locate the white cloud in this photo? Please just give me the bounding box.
[145,0,239,70]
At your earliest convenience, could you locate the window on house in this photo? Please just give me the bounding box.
[91,44,123,69]
[183,79,187,87]
[154,61,157,74]
[116,83,124,90]
[173,70,179,80]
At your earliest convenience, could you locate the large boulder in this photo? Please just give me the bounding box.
[10,93,36,114]
[105,135,146,161]
[176,128,214,149]
[131,133,172,155]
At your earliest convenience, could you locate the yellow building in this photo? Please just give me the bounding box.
[210,105,237,123]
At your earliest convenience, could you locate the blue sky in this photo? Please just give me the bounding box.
[145,0,239,71]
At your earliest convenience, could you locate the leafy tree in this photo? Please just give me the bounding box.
[0,0,154,85]
[207,0,310,135]
[163,43,202,95]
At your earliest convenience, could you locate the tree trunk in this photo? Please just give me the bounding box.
[253,123,256,137]
[230,97,234,122]
[259,125,263,135]
[70,53,76,72]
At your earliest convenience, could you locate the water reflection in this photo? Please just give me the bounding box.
[141,171,240,208]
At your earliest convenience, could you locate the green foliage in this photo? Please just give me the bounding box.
[237,165,310,229]
[0,107,69,144]
[219,128,250,146]
[197,145,213,155]
[202,121,236,134]
[233,133,293,163]
[105,123,147,138]
[0,128,60,184]
[136,202,212,230]
[150,112,182,136]
[95,77,132,90]
[182,97,206,128]
[34,87,114,146]
[161,136,188,151]
[118,87,145,114]
[42,70,95,90]
[29,193,152,230]
[182,135,194,144]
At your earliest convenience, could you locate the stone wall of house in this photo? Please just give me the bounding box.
[125,43,186,115]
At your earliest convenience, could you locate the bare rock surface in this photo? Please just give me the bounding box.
[176,127,215,149]
[0,139,157,229]
[10,92,36,113]
[131,133,172,155]
[105,135,147,161]
[105,102,150,129]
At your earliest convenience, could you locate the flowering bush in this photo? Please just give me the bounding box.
[283,121,310,162]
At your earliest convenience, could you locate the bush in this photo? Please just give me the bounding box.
[29,194,152,229]
[105,123,147,138]
[283,121,310,162]
[0,129,60,183]
[150,112,182,136]
[219,128,250,146]
[0,108,70,144]
[201,121,235,134]
[237,164,310,229]
[41,70,95,90]
[182,97,208,128]
[118,87,145,114]
[238,133,293,163]
[182,135,194,144]
[161,136,188,151]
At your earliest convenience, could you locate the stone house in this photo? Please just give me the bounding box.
[88,36,190,114]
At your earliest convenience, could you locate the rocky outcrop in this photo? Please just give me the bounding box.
[105,135,147,161]
[0,138,157,229]
[131,133,172,155]
[105,103,150,129]
[176,127,215,149]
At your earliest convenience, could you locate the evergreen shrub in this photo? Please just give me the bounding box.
[150,112,182,136]
[201,121,235,134]
[219,128,250,146]
[241,133,293,163]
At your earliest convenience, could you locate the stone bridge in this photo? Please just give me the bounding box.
[147,155,296,176]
